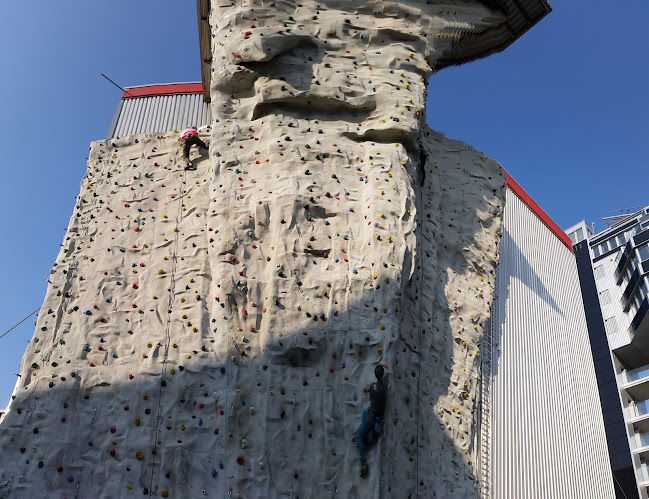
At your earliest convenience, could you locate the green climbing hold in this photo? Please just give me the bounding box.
[31,363,39,369]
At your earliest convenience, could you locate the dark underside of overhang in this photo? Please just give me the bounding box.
[196,0,551,102]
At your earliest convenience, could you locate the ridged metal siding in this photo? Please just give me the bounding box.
[110,93,211,138]
[486,189,614,498]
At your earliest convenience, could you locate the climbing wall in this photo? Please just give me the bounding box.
[1,2,507,498]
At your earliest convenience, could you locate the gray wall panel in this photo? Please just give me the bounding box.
[109,93,211,138]
[483,189,615,498]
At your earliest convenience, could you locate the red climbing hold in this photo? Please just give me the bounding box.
[57,466,64,473]
[110,426,116,433]
[237,456,245,465]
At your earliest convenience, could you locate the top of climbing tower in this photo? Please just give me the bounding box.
[436,0,552,67]
[196,0,552,102]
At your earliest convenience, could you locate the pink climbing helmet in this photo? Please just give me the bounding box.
[179,127,198,141]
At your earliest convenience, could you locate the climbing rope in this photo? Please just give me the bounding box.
[0,307,41,341]
[148,156,187,496]
[414,154,426,499]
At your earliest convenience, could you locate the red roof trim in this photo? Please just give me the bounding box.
[503,169,573,251]
[121,83,203,99]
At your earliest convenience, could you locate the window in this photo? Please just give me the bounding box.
[575,228,584,242]
[617,234,627,247]
[594,265,605,280]
[599,289,612,306]
[639,244,649,262]
[593,245,601,257]
[605,316,618,335]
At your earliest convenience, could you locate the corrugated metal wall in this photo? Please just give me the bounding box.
[485,189,614,498]
[109,93,211,138]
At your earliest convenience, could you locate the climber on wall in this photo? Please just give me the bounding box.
[356,359,390,478]
[179,126,208,170]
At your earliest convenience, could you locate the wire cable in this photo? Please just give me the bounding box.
[0,307,41,341]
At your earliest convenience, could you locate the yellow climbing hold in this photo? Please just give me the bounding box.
[380,324,385,330]
[180,424,185,431]
[158,269,165,275]
[161,489,169,498]
[180,297,185,303]
[147,342,152,348]
[134,417,141,426]
[143,393,148,400]
[126,484,133,490]
[378,347,383,355]
[172,343,178,348]
[170,368,175,375]
[135,450,144,460]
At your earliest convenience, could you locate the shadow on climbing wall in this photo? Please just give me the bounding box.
[0,284,477,498]
[0,130,502,498]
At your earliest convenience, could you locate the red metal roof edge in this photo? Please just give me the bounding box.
[503,169,573,251]
[121,83,203,99]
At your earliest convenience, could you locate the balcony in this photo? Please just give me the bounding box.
[622,364,649,400]
[632,432,649,459]
[628,400,649,433]
[641,462,649,488]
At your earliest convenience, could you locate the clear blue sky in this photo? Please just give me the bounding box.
[0,1,647,406]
